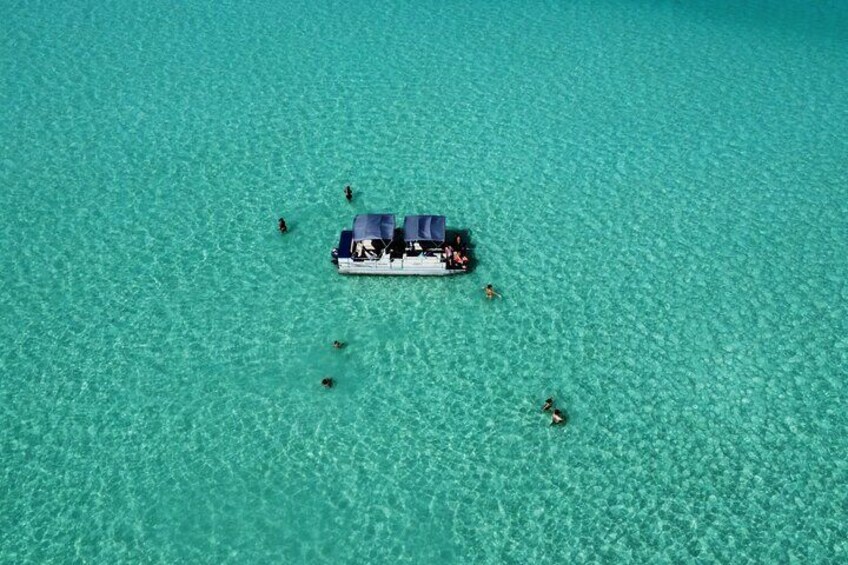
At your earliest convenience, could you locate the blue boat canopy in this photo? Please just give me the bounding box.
[404,215,446,243]
[353,214,395,242]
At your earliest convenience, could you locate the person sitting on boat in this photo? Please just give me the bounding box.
[332,340,344,349]
[484,284,501,299]
[344,185,353,202]
[542,397,554,412]
[278,217,288,234]
[454,234,466,252]
[443,245,453,267]
[551,409,566,426]
[321,377,334,388]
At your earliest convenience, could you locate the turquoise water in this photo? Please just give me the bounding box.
[2,0,847,561]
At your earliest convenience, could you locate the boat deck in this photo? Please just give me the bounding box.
[333,223,473,275]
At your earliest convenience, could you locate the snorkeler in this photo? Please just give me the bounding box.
[321,377,334,388]
[278,217,288,234]
[542,398,554,412]
[344,185,353,202]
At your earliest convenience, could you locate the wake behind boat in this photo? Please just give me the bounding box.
[331,214,472,276]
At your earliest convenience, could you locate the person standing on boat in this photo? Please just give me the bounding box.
[278,217,288,234]
[344,185,353,202]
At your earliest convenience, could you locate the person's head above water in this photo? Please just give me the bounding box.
[321,377,334,388]
[551,409,565,425]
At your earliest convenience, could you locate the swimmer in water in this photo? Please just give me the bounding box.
[344,185,353,202]
[278,217,288,234]
[542,397,554,412]
[332,340,344,349]
[551,409,565,426]
[484,284,501,299]
[321,377,334,388]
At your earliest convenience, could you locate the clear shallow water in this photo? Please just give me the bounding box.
[2,0,847,562]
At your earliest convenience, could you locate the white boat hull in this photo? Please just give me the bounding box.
[336,257,465,276]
